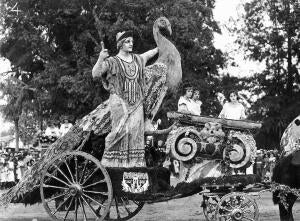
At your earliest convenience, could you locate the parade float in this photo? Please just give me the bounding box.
[0,16,287,221]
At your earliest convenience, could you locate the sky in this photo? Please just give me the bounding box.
[213,0,265,77]
[0,0,265,133]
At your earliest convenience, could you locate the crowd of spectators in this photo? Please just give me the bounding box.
[253,149,280,182]
[0,149,41,189]
[0,118,73,189]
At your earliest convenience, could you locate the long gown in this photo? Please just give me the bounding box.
[100,54,146,167]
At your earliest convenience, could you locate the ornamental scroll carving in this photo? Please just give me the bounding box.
[165,122,256,169]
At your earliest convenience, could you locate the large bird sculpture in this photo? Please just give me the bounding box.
[0,17,182,206]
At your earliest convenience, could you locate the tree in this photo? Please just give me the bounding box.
[232,0,300,149]
[0,0,226,137]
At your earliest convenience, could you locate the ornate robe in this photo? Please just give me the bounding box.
[100,54,146,167]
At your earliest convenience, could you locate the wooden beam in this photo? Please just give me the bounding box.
[167,112,262,130]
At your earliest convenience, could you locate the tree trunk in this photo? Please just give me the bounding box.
[286,0,293,95]
[38,99,43,131]
[14,118,19,182]
[14,118,19,152]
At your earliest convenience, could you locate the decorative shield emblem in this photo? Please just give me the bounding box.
[121,172,149,193]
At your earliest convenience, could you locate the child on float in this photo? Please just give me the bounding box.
[189,89,202,116]
[218,90,246,120]
[178,85,193,114]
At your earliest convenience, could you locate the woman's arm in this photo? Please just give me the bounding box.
[218,106,225,118]
[140,47,159,65]
[240,104,246,119]
[92,41,109,78]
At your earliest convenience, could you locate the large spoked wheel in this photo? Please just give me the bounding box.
[106,196,144,221]
[40,151,113,221]
[215,192,259,221]
[202,194,221,221]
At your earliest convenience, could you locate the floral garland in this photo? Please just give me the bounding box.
[268,182,300,210]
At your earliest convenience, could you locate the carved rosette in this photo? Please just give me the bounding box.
[166,127,200,161]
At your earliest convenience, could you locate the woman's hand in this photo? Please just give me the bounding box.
[99,41,109,60]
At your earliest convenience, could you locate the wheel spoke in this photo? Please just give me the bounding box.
[43,184,68,190]
[243,216,255,221]
[64,159,75,183]
[83,179,106,189]
[46,192,68,203]
[82,193,106,208]
[79,197,88,221]
[132,200,140,206]
[120,197,131,214]
[74,155,78,183]
[240,200,252,210]
[63,196,74,221]
[219,214,230,218]
[52,195,71,215]
[74,197,78,221]
[45,172,70,187]
[83,189,108,196]
[243,209,254,214]
[54,165,72,184]
[115,198,121,219]
[219,205,232,212]
[81,167,100,185]
[81,195,100,218]
[79,159,88,184]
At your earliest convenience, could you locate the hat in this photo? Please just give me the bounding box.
[116,31,133,42]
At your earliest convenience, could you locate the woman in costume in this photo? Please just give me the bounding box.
[218,90,246,120]
[92,31,158,167]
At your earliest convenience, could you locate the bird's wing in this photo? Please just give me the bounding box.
[144,62,168,120]
[78,100,111,135]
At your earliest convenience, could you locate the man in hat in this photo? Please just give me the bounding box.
[92,31,158,167]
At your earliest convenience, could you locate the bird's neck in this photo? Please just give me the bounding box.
[153,27,170,49]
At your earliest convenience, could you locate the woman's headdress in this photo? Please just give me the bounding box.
[116,31,133,50]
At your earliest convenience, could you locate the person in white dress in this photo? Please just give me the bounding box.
[218,91,246,120]
[44,122,61,138]
[59,118,73,136]
[189,89,202,116]
[6,158,15,187]
[178,86,193,114]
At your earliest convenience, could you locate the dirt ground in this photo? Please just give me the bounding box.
[1,191,300,221]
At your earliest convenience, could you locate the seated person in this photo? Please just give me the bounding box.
[178,85,193,114]
[59,117,73,136]
[44,121,61,138]
[218,90,246,120]
[189,89,202,116]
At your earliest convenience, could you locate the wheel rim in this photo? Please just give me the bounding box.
[203,194,221,221]
[215,192,259,221]
[40,151,113,221]
[105,196,144,221]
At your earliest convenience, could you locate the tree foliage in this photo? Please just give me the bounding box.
[232,0,300,149]
[0,0,226,136]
